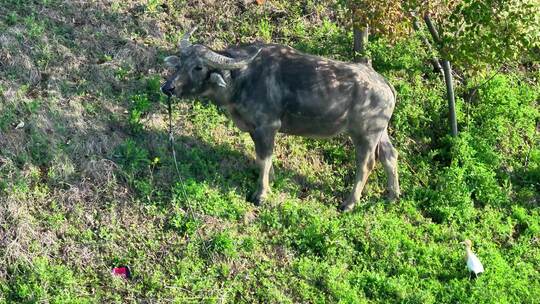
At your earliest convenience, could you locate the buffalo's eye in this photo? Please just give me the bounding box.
[194,66,203,71]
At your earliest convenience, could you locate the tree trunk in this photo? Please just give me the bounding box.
[353,24,370,65]
[442,60,458,136]
[424,14,458,137]
[423,14,441,44]
[411,15,442,74]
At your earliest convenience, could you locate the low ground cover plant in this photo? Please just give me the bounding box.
[0,0,538,303]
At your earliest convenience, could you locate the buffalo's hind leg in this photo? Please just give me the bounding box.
[378,130,400,200]
[339,135,378,212]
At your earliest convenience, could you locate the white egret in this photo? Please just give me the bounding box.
[463,239,484,279]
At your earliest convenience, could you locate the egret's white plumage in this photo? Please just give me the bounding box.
[463,239,484,278]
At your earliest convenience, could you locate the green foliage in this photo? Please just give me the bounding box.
[1,0,539,303]
[114,138,151,178]
[173,179,247,221]
[29,131,54,166]
[209,230,238,258]
[145,0,163,14]
[290,18,352,60]
[442,0,540,69]
[0,102,17,131]
[3,258,88,303]
[271,200,343,257]
[129,94,151,131]
[169,213,201,236]
[257,18,272,43]
[349,0,540,70]
[469,75,539,168]
[348,0,409,39]
[369,36,428,72]
[128,76,164,132]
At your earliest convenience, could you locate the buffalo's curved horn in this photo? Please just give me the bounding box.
[179,27,197,49]
[200,47,261,70]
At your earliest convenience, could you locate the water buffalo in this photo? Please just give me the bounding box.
[161,28,400,211]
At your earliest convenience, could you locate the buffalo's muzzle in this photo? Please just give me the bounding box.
[160,83,175,97]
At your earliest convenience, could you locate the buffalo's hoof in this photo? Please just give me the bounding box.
[248,192,265,206]
[385,191,400,202]
[339,201,355,212]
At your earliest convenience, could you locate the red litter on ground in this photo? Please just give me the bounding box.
[111,266,131,279]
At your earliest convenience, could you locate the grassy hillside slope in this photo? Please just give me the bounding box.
[1,0,539,303]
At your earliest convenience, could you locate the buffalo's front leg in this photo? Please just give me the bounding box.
[248,124,278,205]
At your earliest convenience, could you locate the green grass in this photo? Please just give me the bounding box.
[1,0,539,303]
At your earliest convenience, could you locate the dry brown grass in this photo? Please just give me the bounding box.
[0,0,341,247]
[0,0,358,301]
[0,0,169,295]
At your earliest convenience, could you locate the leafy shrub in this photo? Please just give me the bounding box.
[114,138,150,177]
[169,213,202,236]
[209,230,238,258]
[3,258,88,304]
[129,94,151,132]
[469,74,539,175]
[172,179,247,220]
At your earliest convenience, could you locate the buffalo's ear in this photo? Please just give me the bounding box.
[210,72,227,88]
[164,56,180,67]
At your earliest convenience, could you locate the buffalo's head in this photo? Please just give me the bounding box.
[161,27,260,98]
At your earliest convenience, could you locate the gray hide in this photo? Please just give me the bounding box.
[162,29,400,211]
